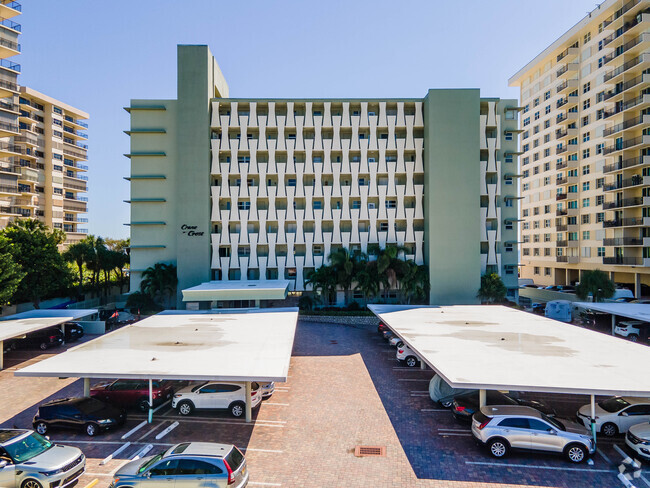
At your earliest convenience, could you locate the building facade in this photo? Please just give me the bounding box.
[0,3,89,245]
[510,0,650,296]
[128,45,519,307]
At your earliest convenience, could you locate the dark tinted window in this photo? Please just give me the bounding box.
[625,405,650,416]
[111,380,140,391]
[216,385,241,393]
[149,459,178,476]
[76,398,109,415]
[199,385,219,394]
[176,459,222,475]
[498,418,529,429]
[528,419,552,431]
[599,397,630,413]
[473,412,489,424]
[171,443,190,454]
[225,447,245,471]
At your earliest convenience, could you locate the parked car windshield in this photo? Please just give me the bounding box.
[599,397,630,413]
[138,454,163,474]
[77,398,110,415]
[4,433,52,463]
[225,447,244,471]
[191,382,207,393]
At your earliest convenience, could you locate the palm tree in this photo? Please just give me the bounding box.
[575,269,615,302]
[400,260,430,304]
[140,262,178,308]
[354,260,382,302]
[477,273,507,304]
[369,244,408,299]
[328,247,367,305]
[304,265,338,306]
[82,235,107,290]
[63,240,92,293]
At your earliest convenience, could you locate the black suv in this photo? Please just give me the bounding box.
[33,397,127,437]
[62,322,84,342]
[10,327,64,351]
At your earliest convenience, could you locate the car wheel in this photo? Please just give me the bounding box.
[629,334,639,342]
[21,479,43,488]
[488,438,510,458]
[39,343,48,351]
[85,423,98,437]
[565,443,587,463]
[601,422,618,437]
[230,401,245,418]
[440,400,453,408]
[137,399,150,412]
[405,356,418,368]
[34,421,48,435]
[178,401,193,416]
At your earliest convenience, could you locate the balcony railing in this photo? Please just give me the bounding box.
[556,224,567,231]
[556,98,568,108]
[603,114,647,137]
[603,217,645,227]
[603,175,645,190]
[0,120,18,133]
[556,161,568,170]
[556,256,568,262]
[556,240,568,247]
[603,0,642,28]
[556,44,578,63]
[63,146,87,160]
[603,156,647,173]
[556,209,568,216]
[0,58,19,72]
[0,17,20,31]
[0,1,22,12]
[603,237,643,246]
[64,115,88,128]
[556,146,568,155]
[0,36,18,52]
[603,256,643,265]
[64,195,88,202]
[603,135,649,154]
[602,197,644,209]
[604,93,648,117]
[604,54,647,82]
[556,178,568,185]
[603,33,648,65]
[555,130,568,139]
[556,65,569,77]
[0,78,17,92]
[0,184,17,193]
[556,193,567,201]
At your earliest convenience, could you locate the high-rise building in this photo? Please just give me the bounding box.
[0,2,89,244]
[17,87,89,244]
[127,45,519,308]
[509,0,650,296]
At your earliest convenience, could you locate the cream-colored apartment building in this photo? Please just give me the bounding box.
[0,1,89,245]
[16,87,89,244]
[510,0,650,297]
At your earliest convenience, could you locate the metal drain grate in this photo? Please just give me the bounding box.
[354,445,386,457]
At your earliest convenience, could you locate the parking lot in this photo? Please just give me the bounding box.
[1,321,648,488]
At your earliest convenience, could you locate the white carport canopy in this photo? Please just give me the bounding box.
[0,309,98,370]
[370,304,650,397]
[181,280,291,302]
[574,302,650,322]
[15,308,299,422]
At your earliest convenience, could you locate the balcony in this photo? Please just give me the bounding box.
[556,224,567,231]
[63,216,88,223]
[63,180,87,192]
[603,53,649,83]
[0,1,21,20]
[556,146,568,155]
[555,192,567,201]
[63,146,87,161]
[602,197,644,209]
[603,237,643,246]
[603,256,643,265]
[603,135,650,155]
[63,126,88,139]
[556,79,578,94]
[603,217,646,227]
[556,256,580,264]
[556,45,579,63]
[0,35,19,58]
[62,200,87,212]
[603,33,650,65]
[0,183,17,194]
[556,161,568,170]
[64,115,88,129]
[603,155,650,173]
[603,175,649,191]
[0,17,20,32]
[14,133,38,146]
[63,160,88,171]
[0,120,18,136]
[556,209,568,216]
[556,111,578,125]
[605,92,650,117]
[603,114,650,137]
[603,2,644,38]
[556,240,568,247]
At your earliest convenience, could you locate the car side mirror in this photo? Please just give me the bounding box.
[146,472,152,478]
[620,411,629,417]
[0,460,7,469]
[547,429,557,435]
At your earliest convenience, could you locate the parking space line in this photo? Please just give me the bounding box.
[152,400,171,414]
[100,441,131,465]
[172,418,285,428]
[131,443,154,460]
[438,428,470,433]
[121,420,147,439]
[155,421,179,439]
[410,390,428,393]
[398,378,431,382]
[421,408,447,412]
[465,460,614,473]
[249,482,282,486]
[596,448,613,465]
[137,421,167,441]
[263,402,289,406]
[82,479,99,488]
[242,448,284,453]
[437,432,473,437]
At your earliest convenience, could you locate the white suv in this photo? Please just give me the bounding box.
[577,397,650,436]
[396,344,420,367]
[614,320,646,342]
[172,382,262,417]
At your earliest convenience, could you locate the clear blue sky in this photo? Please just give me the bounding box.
[20,0,598,239]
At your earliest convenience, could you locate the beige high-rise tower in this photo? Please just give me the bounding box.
[510,0,650,297]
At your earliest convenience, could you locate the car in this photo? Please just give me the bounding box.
[577,397,650,436]
[382,329,393,341]
[472,405,595,463]
[378,322,388,334]
[429,375,475,408]
[33,397,127,437]
[12,327,64,351]
[91,379,176,412]
[61,322,84,342]
[0,429,85,488]
[530,303,546,315]
[614,320,647,342]
[388,336,404,348]
[172,382,262,417]
[396,344,420,367]
[260,382,275,399]
[626,421,650,460]
[451,390,557,422]
[110,442,248,488]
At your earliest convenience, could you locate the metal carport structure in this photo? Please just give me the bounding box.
[369,304,650,442]
[0,309,98,370]
[575,302,650,340]
[14,308,298,423]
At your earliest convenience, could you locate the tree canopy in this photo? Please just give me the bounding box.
[477,273,507,304]
[0,235,25,306]
[575,269,615,302]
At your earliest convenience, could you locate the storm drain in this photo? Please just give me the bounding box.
[354,445,386,457]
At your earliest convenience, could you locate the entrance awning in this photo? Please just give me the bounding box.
[182,280,291,302]
[370,304,650,397]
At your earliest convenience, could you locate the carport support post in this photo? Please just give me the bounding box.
[245,381,252,423]
[83,378,90,397]
[0,341,3,370]
[479,389,486,408]
[590,394,597,444]
[148,379,153,424]
[611,314,616,336]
